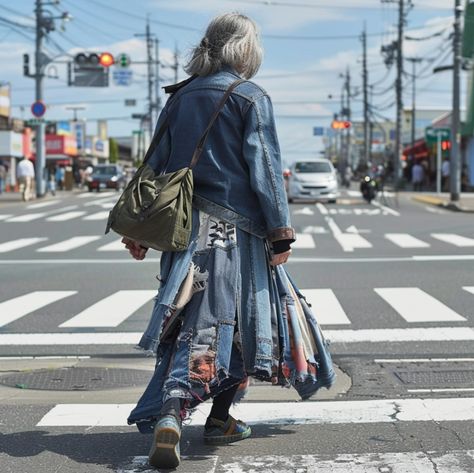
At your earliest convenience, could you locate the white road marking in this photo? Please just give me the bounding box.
[0,291,76,327]
[6,212,47,222]
[84,196,117,207]
[119,456,218,473]
[345,225,371,234]
[302,289,351,325]
[36,398,474,427]
[2,327,473,346]
[97,239,125,251]
[374,358,474,363]
[408,388,474,393]
[83,211,110,221]
[372,200,400,216]
[325,327,474,343]
[0,355,90,360]
[346,190,362,197]
[46,211,87,222]
[0,214,12,221]
[59,290,156,328]
[425,205,447,214]
[77,192,99,198]
[374,288,466,323]
[431,233,474,247]
[0,237,48,253]
[463,286,474,296]
[26,201,58,209]
[301,225,327,234]
[385,233,430,248]
[326,217,372,252]
[292,234,316,249]
[316,203,328,215]
[36,236,101,252]
[293,207,314,215]
[100,202,115,209]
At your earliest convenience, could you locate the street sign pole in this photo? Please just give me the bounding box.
[437,131,442,194]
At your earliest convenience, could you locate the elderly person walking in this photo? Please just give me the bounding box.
[124,13,335,469]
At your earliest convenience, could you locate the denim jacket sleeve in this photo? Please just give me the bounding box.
[242,94,296,243]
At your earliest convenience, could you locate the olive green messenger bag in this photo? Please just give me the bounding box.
[105,79,244,252]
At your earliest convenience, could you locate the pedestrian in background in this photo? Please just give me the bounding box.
[0,160,6,194]
[17,156,35,201]
[55,166,65,191]
[442,158,450,191]
[123,12,335,470]
[411,161,424,192]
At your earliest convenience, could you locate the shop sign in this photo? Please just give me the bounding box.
[0,130,23,157]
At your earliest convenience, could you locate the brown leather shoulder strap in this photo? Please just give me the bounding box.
[189,79,245,169]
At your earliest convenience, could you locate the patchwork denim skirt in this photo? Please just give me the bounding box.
[127,208,335,434]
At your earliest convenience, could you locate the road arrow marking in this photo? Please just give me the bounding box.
[293,207,314,215]
[345,225,371,234]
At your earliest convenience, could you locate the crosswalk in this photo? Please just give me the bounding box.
[0,286,471,334]
[0,232,474,254]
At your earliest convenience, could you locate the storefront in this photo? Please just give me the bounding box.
[0,130,24,189]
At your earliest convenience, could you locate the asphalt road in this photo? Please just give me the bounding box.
[1,188,473,472]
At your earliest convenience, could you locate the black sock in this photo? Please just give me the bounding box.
[160,397,184,421]
[207,383,240,426]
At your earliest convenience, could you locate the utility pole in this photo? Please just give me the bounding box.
[362,24,370,167]
[34,0,46,198]
[155,39,161,116]
[406,58,422,166]
[173,44,179,84]
[451,0,462,202]
[345,68,351,169]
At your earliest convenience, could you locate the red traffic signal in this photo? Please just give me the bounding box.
[99,52,115,67]
[441,140,451,151]
[331,120,352,129]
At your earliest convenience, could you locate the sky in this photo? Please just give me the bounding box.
[0,0,463,163]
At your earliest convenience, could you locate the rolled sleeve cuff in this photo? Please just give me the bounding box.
[267,227,296,243]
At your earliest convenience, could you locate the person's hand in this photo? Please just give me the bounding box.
[270,249,291,266]
[122,237,148,260]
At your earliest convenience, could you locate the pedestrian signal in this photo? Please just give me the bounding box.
[441,140,451,151]
[331,120,352,129]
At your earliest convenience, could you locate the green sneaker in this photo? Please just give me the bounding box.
[148,414,181,469]
[203,415,252,445]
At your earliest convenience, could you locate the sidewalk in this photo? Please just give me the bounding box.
[409,191,474,213]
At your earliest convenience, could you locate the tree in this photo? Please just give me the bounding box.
[109,138,119,163]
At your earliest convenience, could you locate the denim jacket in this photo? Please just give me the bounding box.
[146,68,295,243]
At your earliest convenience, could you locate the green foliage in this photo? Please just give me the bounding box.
[109,138,119,163]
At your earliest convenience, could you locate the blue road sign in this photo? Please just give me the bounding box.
[31,101,46,117]
[113,69,133,86]
[313,127,325,136]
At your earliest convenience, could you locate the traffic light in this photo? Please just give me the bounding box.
[74,53,101,67]
[23,54,30,77]
[441,140,451,152]
[99,52,114,67]
[331,120,352,129]
[116,53,131,68]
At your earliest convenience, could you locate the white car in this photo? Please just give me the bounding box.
[287,159,339,203]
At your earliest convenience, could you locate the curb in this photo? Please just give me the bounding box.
[412,195,474,213]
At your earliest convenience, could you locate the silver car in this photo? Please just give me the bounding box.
[287,159,339,203]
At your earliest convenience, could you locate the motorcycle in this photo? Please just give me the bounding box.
[360,175,378,203]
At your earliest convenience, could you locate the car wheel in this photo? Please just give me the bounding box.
[328,199,337,204]
[288,197,294,203]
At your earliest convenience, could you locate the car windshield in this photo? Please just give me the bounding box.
[295,162,332,173]
[93,166,118,175]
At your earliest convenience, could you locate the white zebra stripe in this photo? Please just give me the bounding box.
[385,233,430,248]
[46,211,87,222]
[302,289,351,325]
[0,237,48,253]
[431,233,474,247]
[37,236,101,252]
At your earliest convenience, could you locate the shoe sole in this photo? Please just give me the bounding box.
[149,426,180,469]
[203,426,252,445]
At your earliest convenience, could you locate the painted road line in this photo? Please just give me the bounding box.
[374,288,466,323]
[59,290,156,328]
[0,355,90,360]
[100,202,114,209]
[2,327,473,346]
[462,286,474,296]
[77,192,100,198]
[37,236,101,252]
[27,201,58,209]
[0,291,76,327]
[293,207,314,216]
[46,211,87,222]
[302,289,351,325]
[0,237,48,253]
[408,388,474,393]
[372,201,400,216]
[316,203,328,215]
[0,214,12,221]
[326,217,372,252]
[374,358,474,363]
[97,239,125,252]
[385,233,430,248]
[6,212,47,222]
[347,190,362,197]
[122,452,474,473]
[84,196,117,207]
[325,327,474,343]
[83,211,110,221]
[37,398,474,427]
[292,234,316,249]
[431,233,474,247]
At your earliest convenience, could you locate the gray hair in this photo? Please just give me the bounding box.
[184,13,263,79]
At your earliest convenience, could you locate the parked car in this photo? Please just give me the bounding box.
[287,159,339,203]
[87,164,125,192]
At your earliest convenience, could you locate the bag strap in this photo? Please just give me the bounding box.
[142,78,245,168]
[189,79,245,169]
